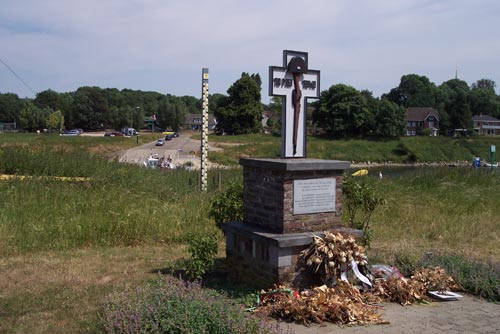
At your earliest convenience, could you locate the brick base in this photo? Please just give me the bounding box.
[240,158,349,233]
[222,221,362,288]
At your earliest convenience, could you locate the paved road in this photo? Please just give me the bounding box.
[117,132,221,168]
[280,295,500,334]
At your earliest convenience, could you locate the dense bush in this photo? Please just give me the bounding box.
[208,182,243,229]
[343,176,384,247]
[185,235,218,281]
[101,275,289,334]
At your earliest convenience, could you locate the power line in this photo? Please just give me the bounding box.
[0,57,36,95]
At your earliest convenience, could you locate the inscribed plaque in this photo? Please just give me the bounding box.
[293,178,336,214]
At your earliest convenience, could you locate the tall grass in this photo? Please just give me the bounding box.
[0,146,242,254]
[371,167,500,260]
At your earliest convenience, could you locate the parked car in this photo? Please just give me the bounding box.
[173,131,180,138]
[165,134,173,141]
[60,129,80,136]
[104,132,125,137]
[121,127,138,136]
[156,138,165,146]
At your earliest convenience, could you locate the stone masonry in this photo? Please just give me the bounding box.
[240,158,349,234]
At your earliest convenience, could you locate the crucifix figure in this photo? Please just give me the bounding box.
[269,50,320,158]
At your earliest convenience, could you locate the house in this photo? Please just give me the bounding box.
[405,107,439,136]
[184,113,216,130]
[473,114,500,135]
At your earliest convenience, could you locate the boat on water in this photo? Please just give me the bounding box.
[482,161,499,168]
[352,169,368,176]
[472,157,498,168]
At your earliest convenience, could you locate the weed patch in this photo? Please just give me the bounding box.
[100,275,290,334]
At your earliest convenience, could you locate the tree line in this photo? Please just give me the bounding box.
[303,75,500,138]
[212,73,499,137]
[1,73,498,137]
[0,87,201,132]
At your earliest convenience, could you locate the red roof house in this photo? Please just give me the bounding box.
[405,107,439,136]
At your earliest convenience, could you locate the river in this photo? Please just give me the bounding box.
[349,165,500,179]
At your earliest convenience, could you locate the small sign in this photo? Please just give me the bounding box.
[294,178,336,215]
[491,145,496,153]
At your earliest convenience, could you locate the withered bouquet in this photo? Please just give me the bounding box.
[371,276,427,306]
[411,267,462,292]
[300,231,368,283]
[256,282,384,326]
[256,267,461,326]
[370,266,462,305]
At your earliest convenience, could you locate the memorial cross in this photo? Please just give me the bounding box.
[269,50,320,158]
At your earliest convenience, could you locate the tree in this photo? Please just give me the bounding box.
[46,110,64,132]
[157,95,188,131]
[439,79,472,132]
[265,96,282,133]
[386,74,437,108]
[0,93,21,122]
[180,95,201,114]
[208,93,227,115]
[34,89,59,110]
[373,100,406,137]
[18,101,50,130]
[314,84,372,137]
[70,87,110,130]
[215,73,262,134]
[447,90,472,132]
[471,79,496,91]
[469,79,500,118]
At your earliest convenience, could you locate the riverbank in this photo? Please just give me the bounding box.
[351,160,472,168]
[208,134,500,167]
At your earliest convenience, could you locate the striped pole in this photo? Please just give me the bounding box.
[201,68,209,192]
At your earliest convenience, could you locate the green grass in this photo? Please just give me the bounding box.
[369,167,500,261]
[207,133,500,165]
[0,146,241,254]
[0,132,161,152]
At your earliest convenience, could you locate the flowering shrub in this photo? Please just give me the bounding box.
[101,275,290,334]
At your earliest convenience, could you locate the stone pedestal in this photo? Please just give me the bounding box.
[222,158,351,288]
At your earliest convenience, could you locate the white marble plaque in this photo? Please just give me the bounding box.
[293,178,336,214]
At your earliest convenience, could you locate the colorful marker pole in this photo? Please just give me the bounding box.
[201,68,209,192]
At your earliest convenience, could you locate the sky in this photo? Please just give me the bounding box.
[1,0,499,102]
